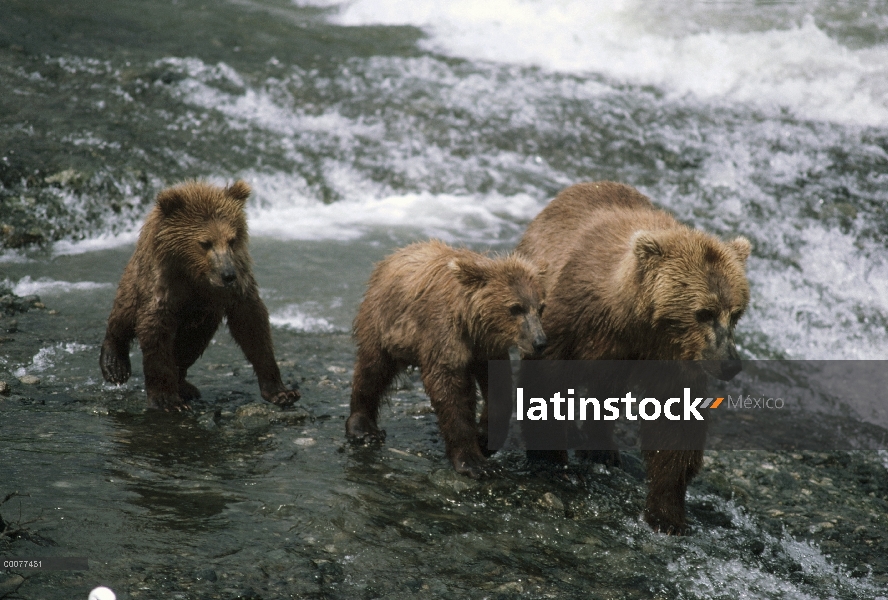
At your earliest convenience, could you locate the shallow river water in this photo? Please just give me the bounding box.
[1,1,888,598]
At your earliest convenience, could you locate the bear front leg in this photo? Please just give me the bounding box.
[642,449,703,535]
[226,289,299,406]
[423,366,492,479]
[100,337,132,385]
[137,310,188,411]
[346,345,396,443]
[100,289,137,384]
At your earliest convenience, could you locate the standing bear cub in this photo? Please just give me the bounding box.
[517,181,750,534]
[100,180,300,411]
[347,240,547,478]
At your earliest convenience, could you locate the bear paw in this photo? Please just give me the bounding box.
[100,340,131,384]
[178,380,202,401]
[450,449,497,479]
[262,386,300,407]
[346,413,387,443]
[147,391,191,412]
[643,507,689,536]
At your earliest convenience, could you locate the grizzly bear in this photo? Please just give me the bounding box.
[100,180,300,411]
[346,240,547,478]
[516,181,750,534]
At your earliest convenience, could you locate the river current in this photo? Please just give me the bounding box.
[1,1,888,598]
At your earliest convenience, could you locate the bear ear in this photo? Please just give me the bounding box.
[226,180,251,206]
[729,236,751,262]
[448,257,490,289]
[156,187,185,217]
[632,230,665,264]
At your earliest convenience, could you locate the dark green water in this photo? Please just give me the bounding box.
[2,1,888,598]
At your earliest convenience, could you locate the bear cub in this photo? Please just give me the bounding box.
[347,240,547,478]
[100,180,300,411]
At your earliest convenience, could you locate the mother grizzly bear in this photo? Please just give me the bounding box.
[517,181,750,534]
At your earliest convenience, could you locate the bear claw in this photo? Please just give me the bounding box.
[345,413,386,443]
[644,509,689,535]
[147,391,191,412]
[266,390,302,406]
[450,449,496,479]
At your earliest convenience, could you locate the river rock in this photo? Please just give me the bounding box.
[541,492,564,511]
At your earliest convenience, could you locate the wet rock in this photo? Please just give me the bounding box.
[4,318,17,333]
[18,374,40,385]
[0,574,25,596]
[495,581,525,593]
[0,381,8,395]
[197,409,221,431]
[408,401,434,416]
[541,492,564,511]
[45,168,78,185]
[275,406,311,425]
[429,469,478,493]
[316,375,337,389]
[235,403,273,430]
[196,568,218,582]
[0,285,44,317]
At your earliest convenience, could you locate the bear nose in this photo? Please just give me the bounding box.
[221,268,237,285]
[532,336,548,354]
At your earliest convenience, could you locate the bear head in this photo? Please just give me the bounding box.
[449,254,547,357]
[631,229,750,380]
[152,180,252,292]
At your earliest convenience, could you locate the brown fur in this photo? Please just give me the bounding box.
[100,180,299,411]
[347,240,547,478]
[517,181,750,533]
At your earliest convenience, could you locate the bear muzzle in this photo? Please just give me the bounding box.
[519,314,548,357]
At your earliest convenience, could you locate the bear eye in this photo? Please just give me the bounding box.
[538,303,546,317]
[695,308,715,323]
[199,240,213,251]
[730,310,743,325]
[228,238,237,248]
[509,304,524,317]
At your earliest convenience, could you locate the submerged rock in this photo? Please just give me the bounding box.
[429,469,479,493]
[235,402,310,429]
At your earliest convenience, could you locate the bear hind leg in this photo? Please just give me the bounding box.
[424,367,491,479]
[177,368,202,402]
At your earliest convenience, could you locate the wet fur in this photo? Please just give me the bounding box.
[516,181,750,533]
[347,240,546,478]
[100,180,299,411]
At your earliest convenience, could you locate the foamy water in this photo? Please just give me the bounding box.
[12,276,113,297]
[325,0,888,126]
